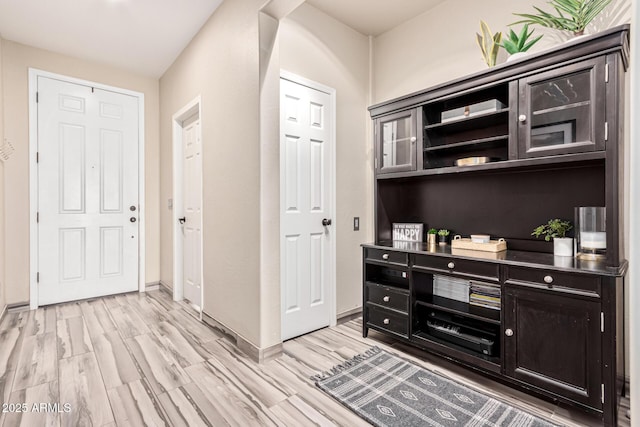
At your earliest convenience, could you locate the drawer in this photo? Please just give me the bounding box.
[413,254,499,281]
[366,282,409,313]
[366,304,409,337]
[505,266,601,296]
[365,248,408,266]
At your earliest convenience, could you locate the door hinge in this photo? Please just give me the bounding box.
[601,384,605,404]
[601,312,605,332]
[36,212,39,223]
[36,152,39,163]
[605,63,609,83]
[375,158,378,169]
[604,122,609,141]
[37,272,40,283]
[36,92,39,103]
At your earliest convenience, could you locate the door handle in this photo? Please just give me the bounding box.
[322,218,332,226]
[178,217,186,224]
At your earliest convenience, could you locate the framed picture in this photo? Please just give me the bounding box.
[392,223,424,242]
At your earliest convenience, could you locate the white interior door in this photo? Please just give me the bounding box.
[280,76,334,341]
[181,115,202,308]
[37,76,139,305]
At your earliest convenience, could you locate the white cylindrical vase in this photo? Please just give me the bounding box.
[554,237,574,257]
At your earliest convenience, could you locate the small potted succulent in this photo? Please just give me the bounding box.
[427,228,437,245]
[437,229,451,246]
[532,218,573,256]
[500,24,543,61]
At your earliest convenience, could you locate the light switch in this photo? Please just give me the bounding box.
[354,217,360,231]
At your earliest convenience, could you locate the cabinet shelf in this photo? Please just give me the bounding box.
[416,297,501,325]
[424,109,509,132]
[412,330,501,369]
[424,135,508,153]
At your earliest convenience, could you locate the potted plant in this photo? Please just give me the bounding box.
[427,228,437,245]
[500,24,543,61]
[437,229,451,246]
[531,219,573,256]
[512,0,612,37]
[476,20,502,67]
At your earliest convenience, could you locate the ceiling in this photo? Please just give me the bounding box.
[305,0,446,36]
[0,0,445,79]
[0,0,224,77]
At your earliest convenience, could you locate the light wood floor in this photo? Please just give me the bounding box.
[0,290,630,426]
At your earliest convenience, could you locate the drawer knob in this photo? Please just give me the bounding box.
[383,318,390,325]
[447,262,455,269]
[543,275,553,284]
[518,114,527,123]
[383,296,390,302]
[505,328,514,337]
[382,253,390,261]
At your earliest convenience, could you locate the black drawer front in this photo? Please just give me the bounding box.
[413,254,499,281]
[365,248,408,265]
[506,266,601,296]
[366,305,409,337]
[366,283,409,313]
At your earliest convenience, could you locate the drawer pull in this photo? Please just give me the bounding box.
[383,318,390,325]
[543,275,553,284]
[382,253,390,261]
[383,296,390,302]
[447,262,455,269]
[505,328,514,337]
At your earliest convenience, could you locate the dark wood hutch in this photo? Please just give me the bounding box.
[362,25,629,426]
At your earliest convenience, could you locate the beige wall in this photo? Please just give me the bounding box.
[373,0,631,103]
[279,3,372,317]
[0,38,5,314]
[159,0,263,345]
[1,41,160,304]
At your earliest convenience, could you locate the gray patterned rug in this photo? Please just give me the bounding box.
[313,347,561,427]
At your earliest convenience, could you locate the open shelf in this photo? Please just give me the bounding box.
[412,330,501,369]
[424,109,509,132]
[424,135,509,153]
[416,297,501,324]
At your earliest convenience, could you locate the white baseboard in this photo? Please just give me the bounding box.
[201,311,282,363]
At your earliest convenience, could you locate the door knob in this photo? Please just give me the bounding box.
[130,217,137,223]
[130,205,137,211]
[178,217,186,224]
[505,328,514,337]
[322,218,332,226]
[518,114,527,123]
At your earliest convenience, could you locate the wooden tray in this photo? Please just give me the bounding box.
[451,237,507,252]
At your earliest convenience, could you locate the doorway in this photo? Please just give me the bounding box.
[280,72,336,340]
[29,69,145,308]
[172,97,203,311]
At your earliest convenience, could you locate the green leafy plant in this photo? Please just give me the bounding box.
[512,0,612,36]
[476,20,502,67]
[531,219,573,241]
[427,228,437,234]
[437,229,450,237]
[500,24,543,54]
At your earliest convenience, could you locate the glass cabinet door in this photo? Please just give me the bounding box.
[518,58,605,158]
[376,109,418,174]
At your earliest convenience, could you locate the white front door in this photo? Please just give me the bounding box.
[181,115,202,308]
[37,76,139,305]
[280,76,334,341]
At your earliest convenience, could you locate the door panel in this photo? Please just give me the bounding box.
[182,117,202,308]
[38,76,139,305]
[504,284,602,408]
[280,77,333,340]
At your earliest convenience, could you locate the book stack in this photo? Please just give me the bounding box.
[433,275,469,303]
[469,282,501,311]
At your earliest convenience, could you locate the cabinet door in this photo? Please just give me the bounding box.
[375,109,418,174]
[518,57,605,158]
[504,284,602,409]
